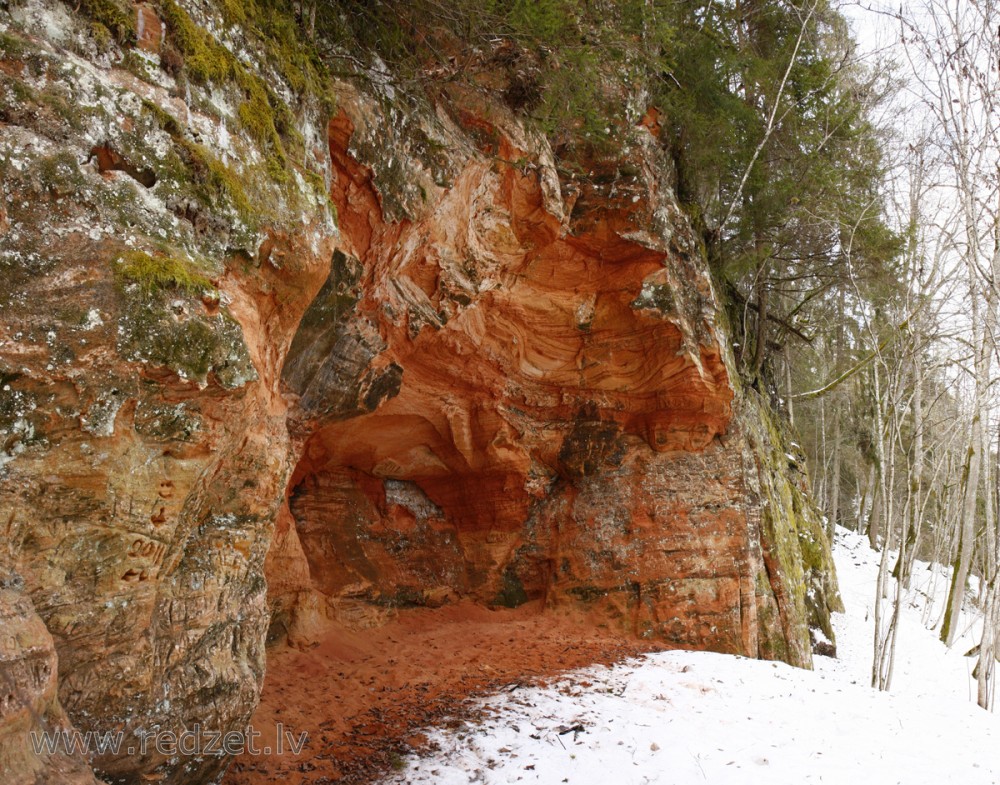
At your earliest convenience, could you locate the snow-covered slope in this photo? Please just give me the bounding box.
[816,528,985,703]
[385,528,1000,784]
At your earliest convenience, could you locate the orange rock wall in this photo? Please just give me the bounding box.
[265,91,800,664]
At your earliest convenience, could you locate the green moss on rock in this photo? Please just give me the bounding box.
[0,30,28,59]
[740,389,842,666]
[73,0,137,45]
[117,289,257,389]
[36,152,87,195]
[157,0,296,175]
[139,99,258,227]
[159,0,234,84]
[115,250,214,295]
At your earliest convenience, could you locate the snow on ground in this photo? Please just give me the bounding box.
[385,528,1000,784]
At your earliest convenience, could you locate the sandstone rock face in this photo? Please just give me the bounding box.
[0,2,839,784]
[1,3,335,783]
[267,90,839,669]
[0,567,100,785]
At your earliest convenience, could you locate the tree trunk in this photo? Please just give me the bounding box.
[828,404,842,541]
[867,464,881,551]
[941,412,982,645]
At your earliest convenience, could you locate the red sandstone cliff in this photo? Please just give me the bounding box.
[0,3,839,784]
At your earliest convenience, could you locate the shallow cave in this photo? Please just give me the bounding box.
[222,112,752,784]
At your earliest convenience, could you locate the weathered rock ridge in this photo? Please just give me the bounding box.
[0,2,840,784]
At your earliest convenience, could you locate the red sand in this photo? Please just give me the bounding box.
[223,602,660,784]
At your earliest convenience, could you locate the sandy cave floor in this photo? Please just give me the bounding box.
[222,601,661,785]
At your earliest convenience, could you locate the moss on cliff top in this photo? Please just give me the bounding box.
[63,0,334,205]
[155,0,340,180]
[158,0,290,169]
[159,0,234,84]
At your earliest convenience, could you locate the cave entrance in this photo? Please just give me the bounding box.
[239,422,654,785]
[265,453,473,645]
[260,241,556,643]
[228,111,733,778]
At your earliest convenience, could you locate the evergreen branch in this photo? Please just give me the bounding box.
[718,0,821,236]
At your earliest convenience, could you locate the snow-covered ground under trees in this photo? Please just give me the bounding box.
[384,528,1000,784]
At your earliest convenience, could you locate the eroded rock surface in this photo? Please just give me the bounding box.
[0,567,100,785]
[1,2,335,782]
[267,89,838,669]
